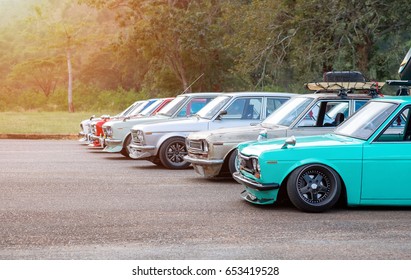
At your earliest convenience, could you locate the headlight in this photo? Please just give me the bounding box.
[251,158,258,172]
[105,126,113,137]
[251,157,261,178]
[202,140,209,153]
[136,130,145,143]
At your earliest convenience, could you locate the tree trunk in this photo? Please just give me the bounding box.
[67,37,74,113]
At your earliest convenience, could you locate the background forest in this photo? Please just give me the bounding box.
[1,0,410,113]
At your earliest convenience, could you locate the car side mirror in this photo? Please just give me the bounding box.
[216,110,227,120]
[281,136,296,149]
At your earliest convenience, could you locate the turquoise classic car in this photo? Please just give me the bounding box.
[234,96,411,212]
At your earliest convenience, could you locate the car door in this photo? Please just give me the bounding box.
[361,106,411,200]
[208,97,263,130]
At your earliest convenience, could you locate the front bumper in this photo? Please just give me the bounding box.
[128,144,156,159]
[103,138,123,153]
[88,135,105,148]
[78,131,91,143]
[183,155,224,177]
[233,172,279,205]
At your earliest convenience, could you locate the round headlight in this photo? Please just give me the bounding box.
[137,130,144,142]
[105,126,113,137]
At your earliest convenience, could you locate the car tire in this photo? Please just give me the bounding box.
[228,149,239,175]
[159,137,190,169]
[287,164,341,212]
[120,134,131,158]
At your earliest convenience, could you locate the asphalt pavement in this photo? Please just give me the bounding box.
[1,139,411,259]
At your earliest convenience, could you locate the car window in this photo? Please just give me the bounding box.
[296,100,349,127]
[196,96,230,119]
[266,98,289,116]
[262,96,313,127]
[375,107,410,142]
[157,96,187,117]
[139,99,162,116]
[177,98,214,117]
[336,101,398,140]
[221,98,262,120]
[354,100,368,112]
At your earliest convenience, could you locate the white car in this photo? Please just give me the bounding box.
[128,92,294,169]
[102,92,221,157]
[78,100,144,144]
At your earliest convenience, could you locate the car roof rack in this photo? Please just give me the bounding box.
[385,80,411,96]
[305,71,384,99]
[305,81,384,98]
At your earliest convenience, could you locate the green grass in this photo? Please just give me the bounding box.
[0,111,115,134]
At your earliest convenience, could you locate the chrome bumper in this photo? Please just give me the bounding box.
[233,172,279,191]
[103,138,123,153]
[183,155,224,177]
[128,144,156,159]
[183,155,223,165]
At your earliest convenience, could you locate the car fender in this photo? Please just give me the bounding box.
[155,132,191,155]
[281,157,361,205]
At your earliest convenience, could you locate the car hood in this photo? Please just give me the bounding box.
[239,134,364,158]
[132,117,209,133]
[103,115,169,129]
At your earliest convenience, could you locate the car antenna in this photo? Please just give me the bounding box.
[180,73,204,95]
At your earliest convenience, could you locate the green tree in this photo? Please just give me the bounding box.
[23,0,114,112]
[81,0,234,95]
[8,57,65,97]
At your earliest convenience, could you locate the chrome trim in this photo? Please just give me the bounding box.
[233,172,279,191]
[183,155,223,165]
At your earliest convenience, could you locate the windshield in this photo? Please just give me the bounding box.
[335,101,398,140]
[139,99,162,116]
[156,96,187,117]
[261,96,313,127]
[196,95,231,119]
[128,101,148,116]
[119,102,139,117]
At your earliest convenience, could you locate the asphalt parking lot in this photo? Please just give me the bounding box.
[1,139,411,260]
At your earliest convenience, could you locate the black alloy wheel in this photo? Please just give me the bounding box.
[287,164,341,212]
[159,137,191,169]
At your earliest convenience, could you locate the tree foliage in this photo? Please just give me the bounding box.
[1,0,411,112]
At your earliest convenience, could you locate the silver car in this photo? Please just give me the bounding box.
[184,86,376,178]
[103,92,221,157]
[128,92,294,169]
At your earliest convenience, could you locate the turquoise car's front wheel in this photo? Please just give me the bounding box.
[287,164,341,213]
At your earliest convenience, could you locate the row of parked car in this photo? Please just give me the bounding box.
[79,70,411,213]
